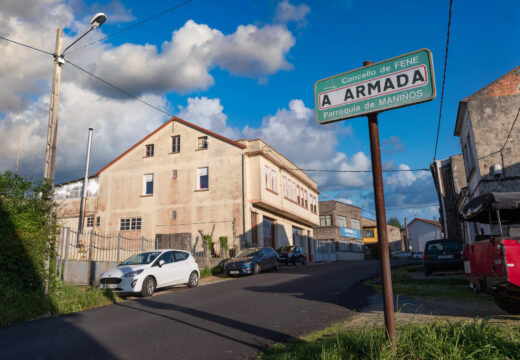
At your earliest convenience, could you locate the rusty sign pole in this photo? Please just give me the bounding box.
[364,60,396,340]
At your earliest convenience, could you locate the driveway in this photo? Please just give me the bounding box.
[1,260,407,359]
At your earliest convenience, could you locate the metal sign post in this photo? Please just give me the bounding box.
[314,50,436,341]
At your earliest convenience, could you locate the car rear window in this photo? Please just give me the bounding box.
[174,251,189,261]
[426,241,461,253]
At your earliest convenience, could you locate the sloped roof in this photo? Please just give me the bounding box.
[409,217,441,228]
[95,116,246,175]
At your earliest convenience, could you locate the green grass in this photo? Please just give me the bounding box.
[0,282,120,327]
[259,319,520,360]
[365,266,492,301]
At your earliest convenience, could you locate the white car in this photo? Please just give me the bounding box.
[99,249,200,296]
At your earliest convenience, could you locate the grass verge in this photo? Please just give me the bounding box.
[259,319,520,360]
[365,265,492,301]
[0,282,120,327]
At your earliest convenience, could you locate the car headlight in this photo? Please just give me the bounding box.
[124,269,144,278]
[243,261,252,267]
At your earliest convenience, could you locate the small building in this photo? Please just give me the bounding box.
[361,217,402,257]
[430,155,467,243]
[313,201,364,261]
[55,117,320,256]
[407,218,442,253]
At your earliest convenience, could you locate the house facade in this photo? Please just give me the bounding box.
[313,201,365,261]
[361,217,402,256]
[55,117,320,253]
[453,65,520,242]
[407,217,442,253]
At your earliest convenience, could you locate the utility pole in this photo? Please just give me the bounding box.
[43,28,64,185]
[78,128,93,234]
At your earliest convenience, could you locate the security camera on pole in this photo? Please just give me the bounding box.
[314,49,436,340]
[43,13,107,184]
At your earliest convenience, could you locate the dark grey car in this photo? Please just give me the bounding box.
[423,239,463,276]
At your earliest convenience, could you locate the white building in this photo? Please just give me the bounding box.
[407,218,442,252]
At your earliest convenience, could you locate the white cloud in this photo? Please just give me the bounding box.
[0,82,168,182]
[275,0,311,27]
[177,97,240,140]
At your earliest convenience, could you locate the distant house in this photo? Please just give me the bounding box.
[407,218,442,252]
[361,217,402,257]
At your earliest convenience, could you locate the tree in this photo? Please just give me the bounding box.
[387,217,404,231]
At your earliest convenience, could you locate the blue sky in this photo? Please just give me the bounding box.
[0,0,519,224]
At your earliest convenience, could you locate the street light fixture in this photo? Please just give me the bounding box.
[43,13,107,184]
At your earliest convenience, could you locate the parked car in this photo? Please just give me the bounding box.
[423,239,463,276]
[99,249,200,297]
[393,251,412,259]
[412,251,423,260]
[277,245,307,265]
[225,247,280,276]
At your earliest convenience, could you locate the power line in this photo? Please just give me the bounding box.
[433,0,453,161]
[67,60,173,118]
[363,203,438,212]
[0,35,54,56]
[283,167,430,173]
[67,0,194,55]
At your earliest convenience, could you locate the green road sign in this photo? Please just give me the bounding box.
[314,49,436,124]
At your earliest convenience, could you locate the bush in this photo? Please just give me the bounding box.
[219,236,228,256]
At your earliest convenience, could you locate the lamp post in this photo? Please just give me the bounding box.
[43,13,107,184]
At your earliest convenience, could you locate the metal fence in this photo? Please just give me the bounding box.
[55,227,155,263]
[336,239,365,253]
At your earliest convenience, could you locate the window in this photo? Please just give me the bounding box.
[292,182,296,201]
[171,210,177,219]
[304,190,308,208]
[145,144,154,157]
[463,135,475,178]
[96,216,100,227]
[297,185,300,204]
[198,136,208,149]
[283,177,288,198]
[197,167,209,190]
[174,251,189,261]
[157,251,174,264]
[337,215,347,228]
[143,174,154,195]
[86,216,94,227]
[320,215,333,226]
[351,219,360,230]
[265,167,270,189]
[172,169,177,178]
[172,135,181,153]
[310,195,317,213]
[271,170,277,192]
[120,217,142,231]
[363,229,375,238]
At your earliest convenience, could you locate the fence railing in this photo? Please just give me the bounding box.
[336,239,364,253]
[55,227,155,263]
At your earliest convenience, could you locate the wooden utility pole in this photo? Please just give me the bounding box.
[43,28,64,185]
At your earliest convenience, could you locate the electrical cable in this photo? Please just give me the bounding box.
[363,203,438,212]
[433,0,453,161]
[67,60,173,118]
[66,0,193,55]
[0,35,54,56]
[282,167,430,173]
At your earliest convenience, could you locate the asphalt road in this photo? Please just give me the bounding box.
[1,260,406,360]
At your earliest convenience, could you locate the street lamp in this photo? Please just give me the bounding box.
[43,13,107,184]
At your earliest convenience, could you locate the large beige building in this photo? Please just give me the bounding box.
[55,117,320,253]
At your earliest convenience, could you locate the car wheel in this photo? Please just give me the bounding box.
[187,271,199,288]
[274,260,280,271]
[141,276,156,297]
[424,267,432,276]
[253,263,261,275]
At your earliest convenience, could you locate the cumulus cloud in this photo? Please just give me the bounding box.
[177,97,240,140]
[0,83,168,182]
[274,0,311,27]
[385,164,437,208]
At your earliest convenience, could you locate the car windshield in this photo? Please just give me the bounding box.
[426,241,460,253]
[235,249,259,258]
[278,246,295,252]
[120,251,162,265]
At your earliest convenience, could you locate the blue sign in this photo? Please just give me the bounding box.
[340,227,361,239]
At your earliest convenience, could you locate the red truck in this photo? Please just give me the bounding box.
[460,192,520,314]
